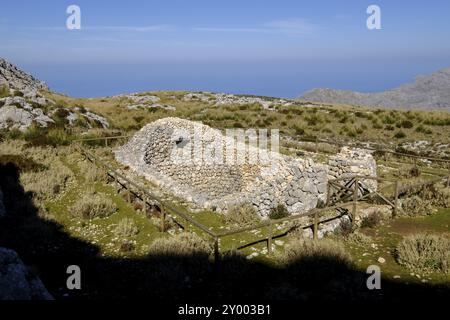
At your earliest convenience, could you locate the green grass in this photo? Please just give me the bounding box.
[41,90,450,152]
[343,209,450,285]
[44,154,164,258]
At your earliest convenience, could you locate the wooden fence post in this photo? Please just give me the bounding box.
[447,164,450,188]
[105,138,108,147]
[326,182,331,206]
[161,208,166,232]
[352,178,358,224]
[126,189,131,203]
[267,223,273,254]
[142,196,147,215]
[313,211,318,240]
[394,180,399,216]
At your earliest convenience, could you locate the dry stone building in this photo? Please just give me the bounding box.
[115,117,377,218]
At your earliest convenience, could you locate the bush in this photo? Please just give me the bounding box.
[114,218,139,237]
[334,218,354,237]
[279,239,353,283]
[0,84,9,98]
[393,131,406,139]
[361,211,382,228]
[13,90,23,97]
[400,195,434,216]
[20,158,72,201]
[395,234,450,273]
[149,232,212,257]
[23,126,71,147]
[419,183,450,208]
[224,203,260,226]
[70,193,117,219]
[269,204,289,220]
[78,160,105,183]
[400,120,414,129]
[345,232,373,246]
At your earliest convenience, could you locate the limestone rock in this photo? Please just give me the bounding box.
[0,58,49,91]
[0,247,53,300]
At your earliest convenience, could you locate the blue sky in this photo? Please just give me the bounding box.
[1,0,450,97]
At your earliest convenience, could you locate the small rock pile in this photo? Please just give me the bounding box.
[183,92,294,110]
[115,93,176,111]
[0,95,54,131]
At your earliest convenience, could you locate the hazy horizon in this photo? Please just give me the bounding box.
[2,0,450,98]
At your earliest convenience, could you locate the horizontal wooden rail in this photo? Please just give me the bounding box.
[287,137,450,164]
[76,144,217,238]
[75,141,450,262]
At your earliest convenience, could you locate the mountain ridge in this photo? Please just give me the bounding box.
[298,68,450,110]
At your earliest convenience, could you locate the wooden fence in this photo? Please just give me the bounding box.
[73,135,450,265]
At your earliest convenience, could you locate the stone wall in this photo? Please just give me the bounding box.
[115,118,378,218]
[328,147,378,192]
[115,117,328,217]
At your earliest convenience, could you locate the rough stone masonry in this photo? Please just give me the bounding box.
[115,117,376,218]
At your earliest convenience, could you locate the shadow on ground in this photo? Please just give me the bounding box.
[1,162,449,301]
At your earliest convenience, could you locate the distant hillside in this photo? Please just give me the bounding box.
[0,58,48,91]
[299,68,450,110]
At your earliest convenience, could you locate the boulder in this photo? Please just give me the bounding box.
[0,247,53,300]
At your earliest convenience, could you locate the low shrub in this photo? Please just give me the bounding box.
[393,131,406,139]
[20,160,72,201]
[114,218,139,237]
[395,234,450,273]
[269,204,289,220]
[334,218,354,237]
[419,183,450,208]
[149,232,212,257]
[0,154,47,172]
[400,195,434,216]
[13,90,23,97]
[281,239,351,265]
[0,84,9,98]
[279,239,353,285]
[400,120,414,129]
[361,211,382,228]
[78,160,105,183]
[345,232,373,246]
[23,126,72,147]
[224,203,260,226]
[70,193,117,219]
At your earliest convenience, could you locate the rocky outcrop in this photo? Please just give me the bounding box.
[183,92,294,110]
[115,117,328,217]
[0,96,54,131]
[0,58,48,91]
[299,68,450,110]
[0,247,53,300]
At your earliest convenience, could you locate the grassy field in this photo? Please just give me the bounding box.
[41,90,450,157]
[1,89,450,300]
